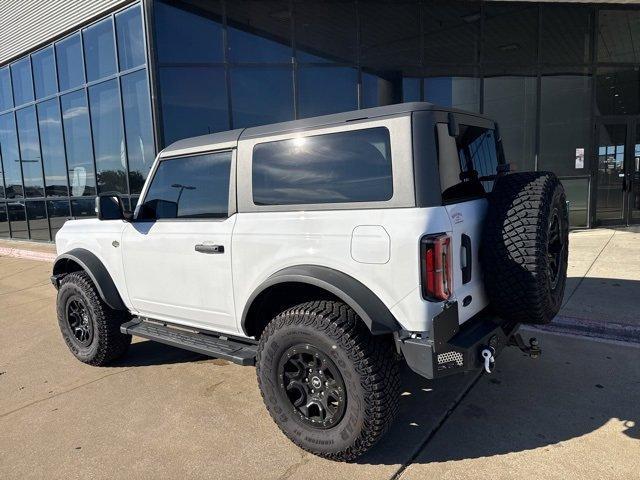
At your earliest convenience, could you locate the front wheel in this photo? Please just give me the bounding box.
[256,301,400,461]
[56,271,131,366]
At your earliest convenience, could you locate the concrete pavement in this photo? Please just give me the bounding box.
[399,330,640,480]
[1,253,639,479]
[553,226,640,341]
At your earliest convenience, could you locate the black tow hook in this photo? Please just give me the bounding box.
[509,333,541,359]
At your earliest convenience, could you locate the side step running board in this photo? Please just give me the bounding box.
[121,318,257,366]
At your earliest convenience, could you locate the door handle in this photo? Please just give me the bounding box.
[195,244,224,254]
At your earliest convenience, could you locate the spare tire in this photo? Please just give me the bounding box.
[481,172,568,325]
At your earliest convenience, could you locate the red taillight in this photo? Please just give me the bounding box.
[421,234,452,301]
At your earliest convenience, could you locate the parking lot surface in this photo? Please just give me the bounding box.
[0,255,638,480]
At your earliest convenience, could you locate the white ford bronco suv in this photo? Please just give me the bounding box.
[51,102,568,460]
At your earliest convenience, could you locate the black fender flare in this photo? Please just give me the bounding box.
[241,265,400,336]
[52,248,127,311]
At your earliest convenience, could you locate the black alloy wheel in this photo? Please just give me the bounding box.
[66,298,94,346]
[256,300,400,460]
[278,344,346,429]
[56,271,131,365]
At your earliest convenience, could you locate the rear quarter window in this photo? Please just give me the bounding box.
[252,127,393,205]
[436,123,500,203]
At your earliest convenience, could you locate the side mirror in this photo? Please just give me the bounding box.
[95,194,129,221]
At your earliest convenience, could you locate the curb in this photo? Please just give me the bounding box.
[0,246,56,263]
[536,315,640,345]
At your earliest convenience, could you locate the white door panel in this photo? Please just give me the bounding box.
[121,217,237,333]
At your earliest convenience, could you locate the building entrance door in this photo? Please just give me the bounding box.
[594,118,640,226]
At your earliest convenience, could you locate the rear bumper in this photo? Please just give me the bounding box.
[397,302,517,380]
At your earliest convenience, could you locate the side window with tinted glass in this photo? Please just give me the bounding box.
[252,127,393,205]
[138,151,232,220]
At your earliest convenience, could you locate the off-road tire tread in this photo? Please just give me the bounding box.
[481,172,568,325]
[57,271,131,365]
[256,300,400,461]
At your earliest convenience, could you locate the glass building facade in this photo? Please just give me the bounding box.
[0,3,154,240]
[2,1,640,240]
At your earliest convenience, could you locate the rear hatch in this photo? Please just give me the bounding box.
[434,120,504,324]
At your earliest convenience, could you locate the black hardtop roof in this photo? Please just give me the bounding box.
[161,102,492,155]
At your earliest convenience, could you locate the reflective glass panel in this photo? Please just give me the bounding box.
[631,125,640,223]
[598,10,640,63]
[362,73,380,108]
[89,79,126,194]
[360,2,420,68]
[38,98,69,196]
[362,74,402,108]
[8,201,28,238]
[562,178,589,228]
[0,67,12,111]
[71,198,96,218]
[402,78,421,102]
[423,2,480,64]
[541,5,591,64]
[0,203,8,237]
[596,123,625,222]
[424,77,480,113]
[483,4,538,64]
[61,90,96,196]
[0,113,23,198]
[139,152,232,219]
[55,34,85,91]
[16,106,44,197]
[295,1,357,63]
[228,26,291,63]
[32,46,58,99]
[83,17,117,81]
[47,199,70,238]
[116,5,146,70]
[298,67,357,118]
[540,76,591,176]
[483,76,537,172]
[596,68,639,116]
[230,67,293,128]
[252,127,392,205]
[11,58,34,106]
[26,201,49,240]
[155,1,223,63]
[226,0,291,63]
[159,66,229,145]
[121,70,155,194]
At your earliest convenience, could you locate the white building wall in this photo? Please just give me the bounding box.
[0,0,132,65]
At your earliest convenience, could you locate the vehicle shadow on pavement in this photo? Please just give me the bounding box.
[357,334,640,465]
[110,339,204,367]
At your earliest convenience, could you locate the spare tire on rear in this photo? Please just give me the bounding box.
[481,172,568,325]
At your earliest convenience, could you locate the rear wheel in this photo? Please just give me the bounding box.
[256,300,400,461]
[56,271,131,365]
[481,172,569,325]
